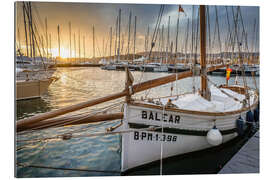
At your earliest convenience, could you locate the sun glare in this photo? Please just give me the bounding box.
[51,47,71,58]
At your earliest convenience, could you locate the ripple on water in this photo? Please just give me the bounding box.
[16,67,259,177]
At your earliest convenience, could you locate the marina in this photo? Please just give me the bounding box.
[15,2,260,178]
[16,67,259,177]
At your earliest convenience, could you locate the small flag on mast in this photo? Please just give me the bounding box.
[226,68,232,80]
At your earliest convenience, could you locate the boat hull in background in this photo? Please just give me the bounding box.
[16,78,54,100]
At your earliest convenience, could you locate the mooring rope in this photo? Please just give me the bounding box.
[17,125,158,144]
[160,104,165,175]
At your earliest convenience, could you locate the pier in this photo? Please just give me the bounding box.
[218,131,259,174]
[50,63,101,68]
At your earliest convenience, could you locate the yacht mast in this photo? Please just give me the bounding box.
[22,3,29,57]
[69,21,71,59]
[83,35,86,62]
[175,13,179,60]
[45,17,48,59]
[166,16,170,64]
[199,5,210,100]
[118,9,121,62]
[110,27,112,59]
[127,11,131,59]
[49,33,52,59]
[93,26,95,59]
[57,25,60,58]
[133,16,137,62]
[78,29,81,62]
[114,16,118,61]
[74,33,76,60]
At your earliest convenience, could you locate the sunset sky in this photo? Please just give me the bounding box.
[15,1,259,59]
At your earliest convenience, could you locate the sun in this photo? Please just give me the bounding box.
[51,47,71,58]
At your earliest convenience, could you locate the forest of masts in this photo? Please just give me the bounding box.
[16,2,259,65]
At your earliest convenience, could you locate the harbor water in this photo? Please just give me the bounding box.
[16,67,259,177]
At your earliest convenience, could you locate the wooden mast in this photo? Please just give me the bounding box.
[199,5,210,100]
[16,62,225,130]
[16,5,227,130]
[17,70,192,129]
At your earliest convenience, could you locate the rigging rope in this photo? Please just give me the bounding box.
[135,5,165,99]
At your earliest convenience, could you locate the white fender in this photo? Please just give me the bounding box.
[206,127,223,146]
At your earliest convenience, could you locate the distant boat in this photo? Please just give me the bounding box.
[168,63,190,72]
[16,55,57,100]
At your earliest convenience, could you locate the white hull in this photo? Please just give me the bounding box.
[153,65,168,72]
[102,65,117,70]
[16,68,57,100]
[121,128,237,172]
[116,87,258,172]
[16,78,54,100]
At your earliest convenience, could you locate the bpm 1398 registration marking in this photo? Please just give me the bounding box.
[134,131,177,142]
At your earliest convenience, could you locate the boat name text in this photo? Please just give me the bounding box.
[141,110,180,124]
[134,131,177,142]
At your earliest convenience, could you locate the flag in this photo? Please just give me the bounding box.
[179,5,184,13]
[226,68,232,80]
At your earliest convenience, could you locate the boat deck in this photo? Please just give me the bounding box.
[218,131,259,174]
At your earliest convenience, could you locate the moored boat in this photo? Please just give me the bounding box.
[16,4,259,175]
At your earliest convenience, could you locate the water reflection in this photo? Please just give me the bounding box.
[17,67,259,119]
[16,98,52,120]
[16,67,259,177]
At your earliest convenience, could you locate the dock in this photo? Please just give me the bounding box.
[218,131,259,174]
[50,63,102,68]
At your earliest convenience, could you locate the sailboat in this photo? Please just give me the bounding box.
[112,5,259,172]
[16,5,259,174]
[16,2,57,100]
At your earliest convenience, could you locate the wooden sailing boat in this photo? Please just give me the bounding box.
[16,5,258,173]
[113,5,259,172]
